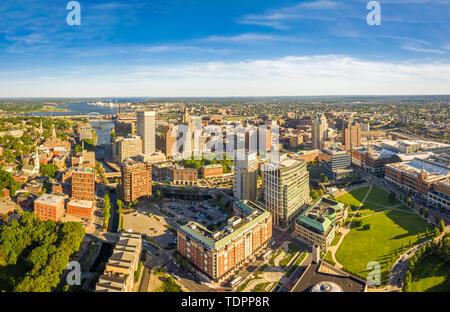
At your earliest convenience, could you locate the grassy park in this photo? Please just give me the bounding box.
[335,186,371,208]
[410,254,450,292]
[335,185,435,285]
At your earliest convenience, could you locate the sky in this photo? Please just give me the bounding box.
[0,0,449,97]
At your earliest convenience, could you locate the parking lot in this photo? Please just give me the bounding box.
[162,199,228,228]
[123,211,176,247]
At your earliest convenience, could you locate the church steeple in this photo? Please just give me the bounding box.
[51,124,57,139]
[34,148,40,171]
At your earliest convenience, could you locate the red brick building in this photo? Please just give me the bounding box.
[177,201,272,282]
[201,164,223,178]
[72,167,95,202]
[121,160,152,203]
[385,158,448,199]
[67,200,94,219]
[68,167,95,218]
[34,194,65,222]
[172,167,198,186]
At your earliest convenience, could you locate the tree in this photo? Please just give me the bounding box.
[40,163,58,178]
[310,189,319,201]
[75,144,83,153]
[117,199,123,215]
[439,219,445,233]
[419,206,424,215]
[389,191,396,202]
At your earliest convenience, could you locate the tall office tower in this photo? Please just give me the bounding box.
[137,111,156,155]
[233,151,258,202]
[342,120,361,152]
[263,157,310,228]
[312,113,329,150]
[112,136,143,164]
[121,159,152,203]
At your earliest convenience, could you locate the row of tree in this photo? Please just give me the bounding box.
[403,233,449,292]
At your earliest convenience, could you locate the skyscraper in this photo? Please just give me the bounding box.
[233,151,258,202]
[137,111,156,155]
[263,156,310,228]
[312,113,328,150]
[342,120,361,152]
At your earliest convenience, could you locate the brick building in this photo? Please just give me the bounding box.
[121,160,152,203]
[201,164,223,178]
[177,200,272,282]
[34,194,65,222]
[72,167,95,202]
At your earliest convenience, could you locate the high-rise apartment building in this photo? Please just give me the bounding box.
[177,200,272,282]
[121,160,152,203]
[312,113,329,150]
[137,111,156,155]
[233,151,258,202]
[71,166,95,202]
[342,121,361,152]
[263,156,310,228]
[67,166,96,218]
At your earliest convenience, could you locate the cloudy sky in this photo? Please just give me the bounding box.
[0,0,449,97]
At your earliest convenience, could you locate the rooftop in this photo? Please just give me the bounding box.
[180,201,270,250]
[296,197,346,235]
[68,199,94,209]
[291,260,366,292]
[34,193,64,206]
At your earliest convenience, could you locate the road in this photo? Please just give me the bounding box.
[138,267,150,292]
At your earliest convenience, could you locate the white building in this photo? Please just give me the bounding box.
[137,111,156,155]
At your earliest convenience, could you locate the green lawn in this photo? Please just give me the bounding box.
[336,209,434,285]
[357,202,387,217]
[330,232,342,246]
[365,185,401,206]
[324,251,336,266]
[336,186,371,207]
[410,254,450,292]
[253,282,271,292]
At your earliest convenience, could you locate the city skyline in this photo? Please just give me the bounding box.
[0,0,449,97]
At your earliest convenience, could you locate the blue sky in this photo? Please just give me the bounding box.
[0,0,449,97]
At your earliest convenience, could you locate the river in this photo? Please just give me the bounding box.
[25,100,137,145]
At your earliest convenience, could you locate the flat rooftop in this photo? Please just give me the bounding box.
[73,166,95,174]
[34,193,64,206]
[67,199,94,209]
[180,201,270,250]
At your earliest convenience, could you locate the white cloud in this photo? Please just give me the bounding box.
[402,43,445,54]
[200,33,306,44]
[1,55,449,97]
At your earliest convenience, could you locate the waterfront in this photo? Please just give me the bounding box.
[25,101,134,145]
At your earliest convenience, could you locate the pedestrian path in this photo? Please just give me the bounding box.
[328,184,373,269]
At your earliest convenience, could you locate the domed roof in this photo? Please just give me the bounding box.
[310,281,343,292]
